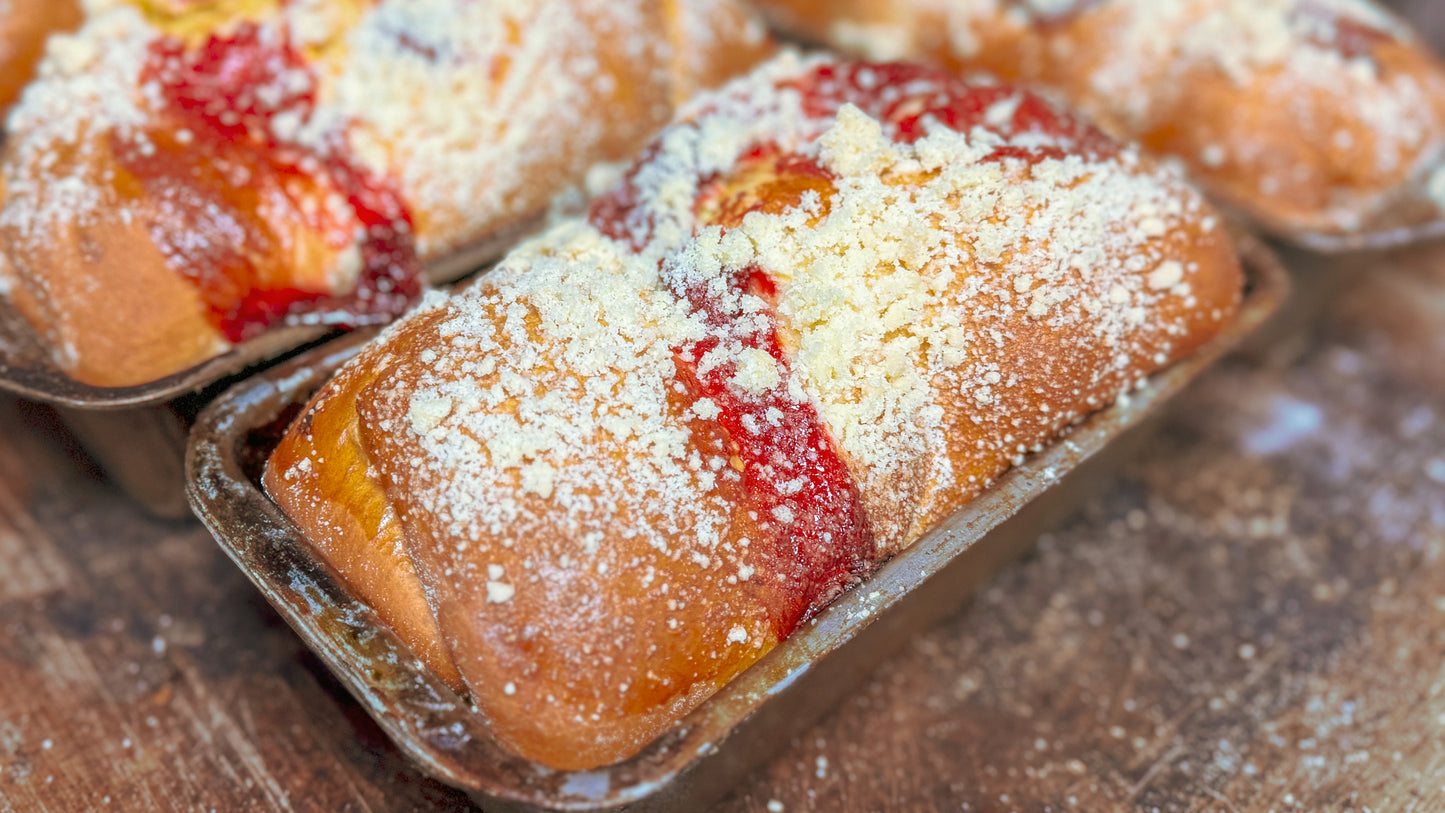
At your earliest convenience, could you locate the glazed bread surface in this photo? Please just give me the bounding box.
[266,54,1244,770]
[751,0,1445,239]
[0,0,773,386]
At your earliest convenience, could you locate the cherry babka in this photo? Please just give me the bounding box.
[266,55,1244,770]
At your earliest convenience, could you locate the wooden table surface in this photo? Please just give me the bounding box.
[6,5,1445,811]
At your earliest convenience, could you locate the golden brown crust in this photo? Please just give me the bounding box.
[687,124,1241,554]
[264,319,463,691]
[351,296,784,770]
[0,119,367,386]
[0,0,82,116]
[913,214,1241,536]
[0,134,227,387]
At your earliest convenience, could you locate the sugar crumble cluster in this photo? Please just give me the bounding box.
[373,54,1232,574]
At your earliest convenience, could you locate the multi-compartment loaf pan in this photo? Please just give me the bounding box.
[185,233,1288,810]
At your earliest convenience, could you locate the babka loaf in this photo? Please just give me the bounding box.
[266,54,1244,770]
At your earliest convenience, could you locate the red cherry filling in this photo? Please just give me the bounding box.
[115,23,419,344]
[793,61,1119,161]
[666,261,874,638]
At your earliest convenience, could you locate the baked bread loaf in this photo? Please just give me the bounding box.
[265,54,1244,770]
[0,0,772,387]
[0,0,81,116]
[749,0,1445,240]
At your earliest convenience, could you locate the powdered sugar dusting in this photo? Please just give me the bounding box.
[1075,0,1433,188]
[373,220,714,550]
[0,0,725,263]
[318,0,661,256]
[368,47,1236,580]
[622,55,1235,549]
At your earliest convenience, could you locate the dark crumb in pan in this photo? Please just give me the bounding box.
[239,402,306,488]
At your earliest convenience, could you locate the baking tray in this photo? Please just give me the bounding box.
[1329,238,1445,393]
[185,235,1288,811]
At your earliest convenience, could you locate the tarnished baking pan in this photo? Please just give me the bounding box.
[0,229,528,517]
[1240,185,1445,255]
[185,236,1287,811]
[1329,238,1445,394]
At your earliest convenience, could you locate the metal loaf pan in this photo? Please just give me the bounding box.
[0,225,534,517]
[1241,185,1445,254]
[184,235,1289,811]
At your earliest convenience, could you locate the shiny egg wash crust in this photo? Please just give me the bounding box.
[121,21,420,342]
[266,54,1243,770]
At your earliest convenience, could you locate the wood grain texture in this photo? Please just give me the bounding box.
[0,400,473,812]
